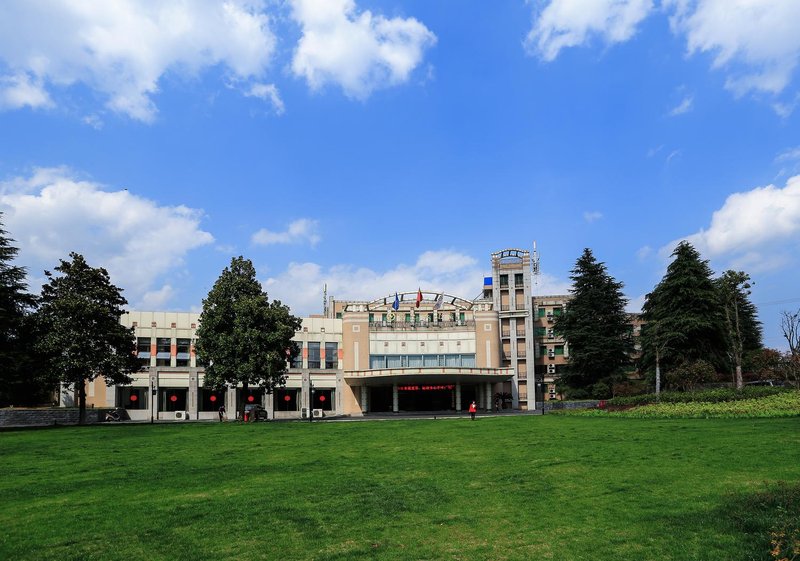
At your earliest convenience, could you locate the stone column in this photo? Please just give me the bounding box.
[189,370,199,419]
[455,383,462,411]
[486,383,492,412]
[264,391,274,420]
[392,383,399,413]
[360,385,368,414]
[150,369,159,421]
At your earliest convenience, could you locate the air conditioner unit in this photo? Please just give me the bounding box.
[547,364,556,374]
[548,350,555,358]
[312,408,324,418]
[174,410,188,420]
[301,407,309,419]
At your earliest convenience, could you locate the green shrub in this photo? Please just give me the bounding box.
[608,386,789,406]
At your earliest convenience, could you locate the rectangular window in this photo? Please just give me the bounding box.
[407,355,423,367]
[307,342,320,369]
[136,337,151,368]
[325,342,338,369]
[370,355,385,369]
[159,388,187,411]
[535,327,547,337]
[553,307,563,316]
[459,312,466,323]
[555,345,565,356]
[461,354,476,367]
[276,388,299,411]
[156,337,171,367]
[539,345,547,356]
[538,307,546,318]
[176,338,191,367]
[200,388,226,411]
[335,312,342,319]
[118,387,147,410]
[312,389,334,411]
[423,355,438,367]
[514,273,523,286]
[368,313,374,323]
[386,355,402,368]
[499,274,508,287]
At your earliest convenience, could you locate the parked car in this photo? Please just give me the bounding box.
[243,404,269,422]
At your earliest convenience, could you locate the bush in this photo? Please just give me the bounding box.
[608,386,789,407]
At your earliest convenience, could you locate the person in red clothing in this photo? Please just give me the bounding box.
[468,400,477,420]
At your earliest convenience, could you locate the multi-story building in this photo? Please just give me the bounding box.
[73,247,557,419]
[532,295,570,400]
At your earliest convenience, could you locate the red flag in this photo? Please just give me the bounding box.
[416,288,422,308]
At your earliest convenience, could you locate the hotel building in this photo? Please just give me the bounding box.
[74,248,585,420]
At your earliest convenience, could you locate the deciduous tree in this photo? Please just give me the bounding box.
[35,253,139,422]
[195,256,301,418]
[554,248,633,398]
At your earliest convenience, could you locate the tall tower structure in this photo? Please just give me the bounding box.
[489,249,535,409]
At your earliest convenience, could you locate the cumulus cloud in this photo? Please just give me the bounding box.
[524,0,654,61]
[0,1,276,121]
[263,250,487,316]
[0,167,214,306]
[661,174,800,272]
[289,0,437,99]
[252,218,320,246]
[776,146,800,163]
[668,0,800,96]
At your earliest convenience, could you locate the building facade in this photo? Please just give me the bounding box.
[77,248,593,419]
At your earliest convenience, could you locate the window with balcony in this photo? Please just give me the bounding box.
[499,274,508,288]
[514,273,523,286]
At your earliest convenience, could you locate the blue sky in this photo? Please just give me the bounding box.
[1,0,799,350]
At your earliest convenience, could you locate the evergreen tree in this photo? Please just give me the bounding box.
[553,248,633,398]
[195,256,301,418]
[715,270,762,389]
[35,253,139,422]
[0,214,42,406]
[640,242,727,386]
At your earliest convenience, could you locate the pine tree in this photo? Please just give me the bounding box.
[0,214,41,406]
[640,242,727,387]
[35,253,139,422]
[553,248,633,398]
[195,256,301,418]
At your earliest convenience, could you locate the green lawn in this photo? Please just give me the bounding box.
[1,416,798,561]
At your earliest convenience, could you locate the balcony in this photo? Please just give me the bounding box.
[516,330,526,337]
[517,350,527,358]
[501,330,511,338]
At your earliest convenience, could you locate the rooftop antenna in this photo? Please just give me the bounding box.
[323,283,328,317]
[531,241,540,285]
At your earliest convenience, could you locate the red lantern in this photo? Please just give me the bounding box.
[284,395,291,402]
[210,395,217,402]
[319,395,326,402]
[247,395,255,402]
[130,394,138,402]
[170,395,177,402]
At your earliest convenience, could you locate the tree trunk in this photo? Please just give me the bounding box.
[240,381,247,421]
[735,364,743,390]
[77,377,86,425]
[655,350,661,396]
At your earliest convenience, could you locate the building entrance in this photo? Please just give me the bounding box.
[398,384,455,411]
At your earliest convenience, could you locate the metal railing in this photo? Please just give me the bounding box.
[369,320,475,331]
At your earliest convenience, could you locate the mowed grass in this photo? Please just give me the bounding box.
[1,416,799,561]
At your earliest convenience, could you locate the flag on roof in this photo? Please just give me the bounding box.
[416,288,423,308]
[392,293,400,311]
[433,292,444,310]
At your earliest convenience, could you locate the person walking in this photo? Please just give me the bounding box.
[218,404,226,422]
[468,400,477,421]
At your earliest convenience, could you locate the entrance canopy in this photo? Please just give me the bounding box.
[344,367,513,385]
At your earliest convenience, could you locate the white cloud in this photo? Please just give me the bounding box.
[661,174,800,271]
[289,0,437,99]
[0,72,52,110]
[668,94,694,116]
[243,82,284,114]
[583,210,603,223]
[263,250,487,316]
[252,218,320,246]
[0,1,276,121]
[525,0,654,61]
[668,0,800,96]
[636,245,652,261]
[0,167,214,306]
[140,284,176,310]
[532,273,573,297]
[776,146,800,163]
